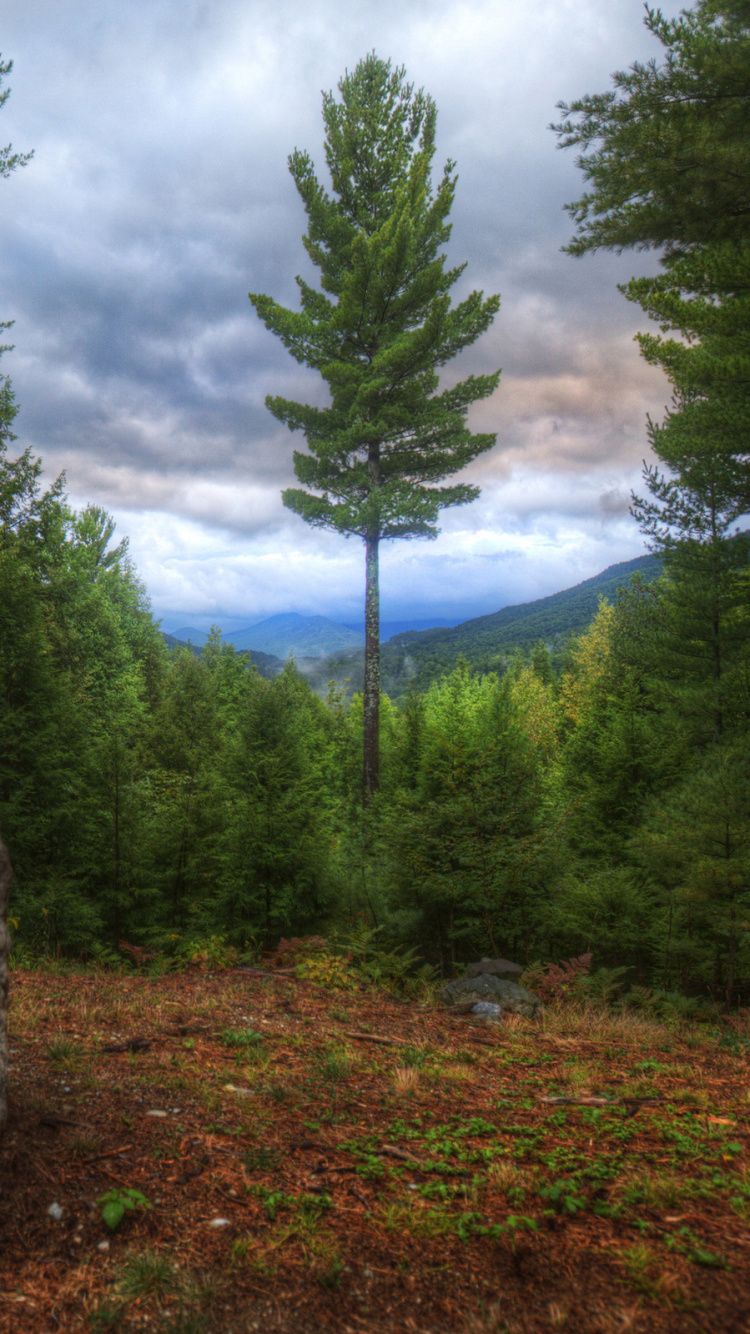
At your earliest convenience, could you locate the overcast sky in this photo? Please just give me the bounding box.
[1,0,684,631]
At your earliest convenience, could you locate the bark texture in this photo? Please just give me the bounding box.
[0,832,11,1134]
[363,535,380,804]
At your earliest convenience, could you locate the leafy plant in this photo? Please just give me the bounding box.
[296,953,355,991]
[97,1187,152,1231]
[538,1180,588,1216]
[219,1027,264,1050]
[521,954,592,1005]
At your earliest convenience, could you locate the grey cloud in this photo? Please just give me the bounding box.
[0,0,682,622]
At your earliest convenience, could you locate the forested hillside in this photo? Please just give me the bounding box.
[2,435,749,1006]
[390,554,662,652]
[295,554,662,699]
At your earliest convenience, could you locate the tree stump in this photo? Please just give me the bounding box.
[0,834,11,1134]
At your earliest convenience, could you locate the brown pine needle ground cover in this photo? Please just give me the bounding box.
[2,969,750,1334]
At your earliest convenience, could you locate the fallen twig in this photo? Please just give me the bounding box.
[538,1095,665,1115]
[377,1143,470,1176]
[331,1029,413,1048]
[95,1163,135,1188]
[238,967,300,979]
[102,1037,152,1054]
[82,1143,134,1163]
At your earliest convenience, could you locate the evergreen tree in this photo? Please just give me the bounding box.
[631,743,750,1005]
[556,1,750,755]
[0,55,32,461]
[385,663,554,968]
[623,245,750,743]
[553,1,750,257]
[625,241,750,512]
[249,55,500,802]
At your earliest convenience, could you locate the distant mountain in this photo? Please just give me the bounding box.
[387,552,662,659]
[225,613,365,659]
[298,552,663,700]
[160,553,663,695]
[344,617,463,641]
[169,626,210,646]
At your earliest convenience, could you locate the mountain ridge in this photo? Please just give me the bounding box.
[161,553,663,693]
[387,553,662,653]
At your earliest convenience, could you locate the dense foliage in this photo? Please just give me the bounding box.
[2,439,748,1004]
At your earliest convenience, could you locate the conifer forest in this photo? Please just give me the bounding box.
[1,0,749,1011]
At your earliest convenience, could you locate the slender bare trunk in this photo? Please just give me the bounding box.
[113,741,121,942]
[363,534,380,805]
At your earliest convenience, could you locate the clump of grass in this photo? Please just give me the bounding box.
[117,1249,177,1299]
[393,1065,419,1095]
[487,1159,532,1195]
[401,1044,428,1069]
[557,1059,592,1093]
[621,1169,693,1211]
[91,1248,217,1334]
[620,1242,661,1297]
[243,1146,281,1173]
[266,1081,290,1104]
[46,1037,85,1068]
[437,1062,476,1083]
[381,1201,454,1240]
[618,1243,685,1303]
[70,1133,102,1158]
[542,1000,679,1046]
[315,1046,352,1084]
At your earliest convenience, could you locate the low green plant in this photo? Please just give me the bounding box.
[178,934,238,970]
[538,1180,588,1216]
[98,1187,152,1231]
[219,1027,264,1050]
[253,1187,293,1221]
[243,1146,281,1173]
[297,953,356,991]
[318,1255,344,1290]
[316,1047,352,1084]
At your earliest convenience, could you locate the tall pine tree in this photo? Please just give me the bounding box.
[249,55,500,802]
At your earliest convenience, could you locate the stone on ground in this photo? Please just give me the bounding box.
[442,974,542,1017]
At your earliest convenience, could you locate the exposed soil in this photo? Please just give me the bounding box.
[2,968,750,1334]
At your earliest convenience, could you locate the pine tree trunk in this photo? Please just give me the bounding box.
[363,535,380,805]
[0,833,12,1135]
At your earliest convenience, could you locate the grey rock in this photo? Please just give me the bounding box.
[442,974,542,1017]
[0,833,11,1135]
[466,957,522,979]
[471,1002,502,1018]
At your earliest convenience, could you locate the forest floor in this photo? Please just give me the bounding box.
[1,967,750,1334]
